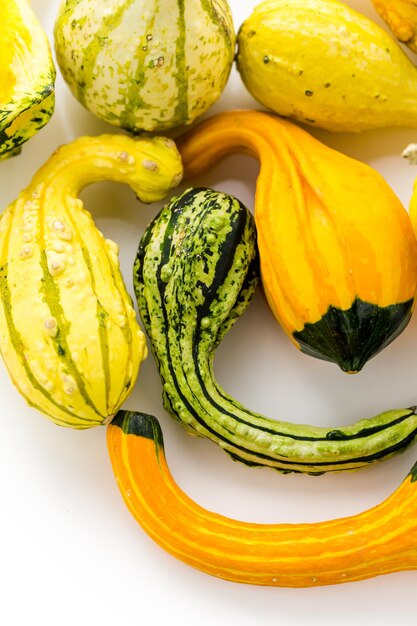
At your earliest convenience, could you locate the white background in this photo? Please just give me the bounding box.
[2,1,417,624]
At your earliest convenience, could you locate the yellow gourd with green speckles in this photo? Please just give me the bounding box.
[236,0,417,132]
[0,0,55,160]
[0,133,183,428]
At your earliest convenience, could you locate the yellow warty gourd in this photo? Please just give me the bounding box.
[0,134,183,428]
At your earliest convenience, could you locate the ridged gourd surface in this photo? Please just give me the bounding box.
[0,133,183,428]
[54,0,235,132]
[107,410,417,587]
[134,187,417,474]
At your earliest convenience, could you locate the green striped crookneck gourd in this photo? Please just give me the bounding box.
[177,110,417,373]
[133,187,417,474]
[107,409,417,587]
[54,0,235,133]
[0,0,55,160]
[0,133,183,428]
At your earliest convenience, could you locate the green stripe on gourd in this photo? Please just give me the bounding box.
[173,0,188,127]
[0,133,182,429]
[38,248,103,415]
[74,0,136,107]
[54,0,235,132]
[0,204,91,426]
[0,0,55,160]
[134,187,417,474]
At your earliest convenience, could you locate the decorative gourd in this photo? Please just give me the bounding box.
[134,186,417,473]
[404,143,417,244]
[372,0,417,52]
[107,409,417,587]
[177,111,417,372]
[0,133,183,428]
[236,0,417,132]
[54,0,235,133]
[0,0,55,160]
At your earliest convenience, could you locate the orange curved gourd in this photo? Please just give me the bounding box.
[107,411,417,588]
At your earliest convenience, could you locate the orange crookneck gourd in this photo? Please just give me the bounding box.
[107,410,417,588]
[177,110,417,373]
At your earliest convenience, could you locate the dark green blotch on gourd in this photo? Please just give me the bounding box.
[112,410,164,447]
[293,297,414,372]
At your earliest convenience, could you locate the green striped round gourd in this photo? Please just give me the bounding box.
[134,187,417,473]
[54,0,235,133]
[0,133,183,428]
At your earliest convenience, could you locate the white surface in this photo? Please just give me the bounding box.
[2,1,417,624]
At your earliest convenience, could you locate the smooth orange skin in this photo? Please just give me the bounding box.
[107,419,417,588]
[177,110,417,343]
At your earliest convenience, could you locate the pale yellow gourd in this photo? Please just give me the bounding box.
[54,0,235,133]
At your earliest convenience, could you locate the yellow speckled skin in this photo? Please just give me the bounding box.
[0,0,55,159]
[372,0,417,53]
[0,134,183,428]
[236,0,417,132]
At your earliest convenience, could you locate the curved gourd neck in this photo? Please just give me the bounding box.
[178,109,284,171]
[177,110,309,222]
[28,134,183,203]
